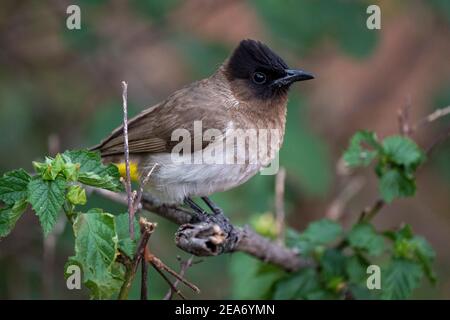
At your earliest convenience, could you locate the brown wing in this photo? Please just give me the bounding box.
[91,78,232,158]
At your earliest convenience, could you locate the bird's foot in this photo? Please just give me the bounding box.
[201,196,224,215]
[184,197,209,220]
[183,196,225,222]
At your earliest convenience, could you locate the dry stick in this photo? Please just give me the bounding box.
[275,168,286,242]
[121,81,135,239]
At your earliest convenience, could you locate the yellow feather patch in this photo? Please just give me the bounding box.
[115,162,139,182]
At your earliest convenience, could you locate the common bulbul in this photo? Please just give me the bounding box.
[91,39,314,215]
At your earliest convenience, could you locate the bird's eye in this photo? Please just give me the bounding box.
[252,72,267,85]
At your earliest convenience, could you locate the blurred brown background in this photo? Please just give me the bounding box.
[0,0,449,299]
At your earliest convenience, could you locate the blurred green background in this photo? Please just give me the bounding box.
[0,0,449,299]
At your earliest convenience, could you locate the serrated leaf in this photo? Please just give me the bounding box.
[0,199,28,238]
[63,150,123,192]
[115,212,138,258]
[382,258,423,300]
[302,219,343,245]
[343,131,381,167]
[0,169,31,205]
[382,136,425,168]
[273,268,319,299]
[348,223,385,256]
[379,169,415,203]
[28,176,66,235]
[72,209,121,299]
[66,185,87,205]
[84,264,125,299]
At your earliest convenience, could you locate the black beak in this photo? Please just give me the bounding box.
[272,69,315,87]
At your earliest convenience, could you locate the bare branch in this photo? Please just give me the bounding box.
[414,105,450,132]
[326,177,365,221]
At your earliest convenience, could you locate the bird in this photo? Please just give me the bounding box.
[91,39,314,216]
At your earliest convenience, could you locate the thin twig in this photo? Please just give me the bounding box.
[133,163,158,214]
[121,81,134,239]
[274,167,286,242]
[163,256,198,300]
[326,177,365,221]
[425,126,450,156]
[151,264,187,300]
[147,253,200,293]
[413,105,450,132]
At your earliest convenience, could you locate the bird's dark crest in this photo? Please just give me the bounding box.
[227,39,289,80]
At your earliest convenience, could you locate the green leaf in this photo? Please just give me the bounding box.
[289,219,343,255]
[348,223,385,256]
[71,209,121,299]
[63,150,123,192]
[0,199,28,238]
[27,176,66,235]
[273,268,320,299]
[33,155,65,181]
[411,236,436,283]
[66,185,87,205]
[389,225,436,284]
[382,258,423,300]
[115,213,138,258]
[320,249,347,281]
[343,131,381,167]
[63,162,80,181]
[302,219,343,245]
[379,169,415,203]
[0,169,31,205]
[382,136,425,169]
[345,255,369,283]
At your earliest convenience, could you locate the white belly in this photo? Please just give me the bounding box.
[142,127,282,204]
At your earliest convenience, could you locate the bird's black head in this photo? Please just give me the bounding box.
[226,39,314,100]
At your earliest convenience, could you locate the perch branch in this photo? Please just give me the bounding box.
[93,188,310,272]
